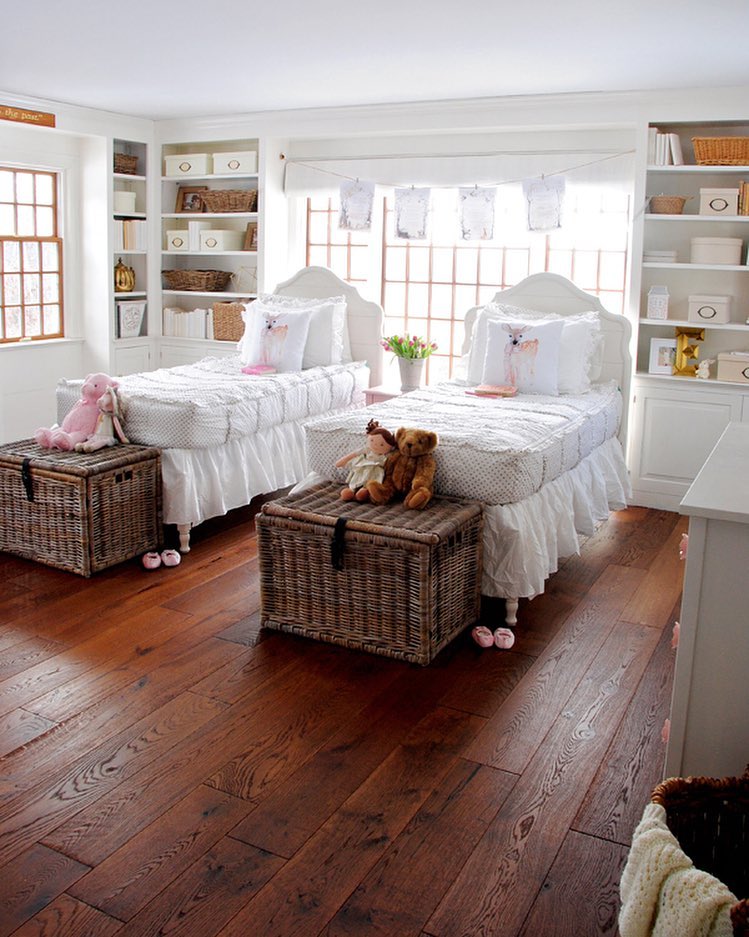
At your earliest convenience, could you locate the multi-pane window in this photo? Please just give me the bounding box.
[0,167,63,343]
[306,186,630,383]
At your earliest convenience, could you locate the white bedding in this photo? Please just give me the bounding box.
[306,380,623,504]
[58,356,368,450]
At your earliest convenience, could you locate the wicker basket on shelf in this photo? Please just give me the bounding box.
[651,769,749,936]
[212,302,245,341]
[113,153,139,175]
[692,137,749,166]
[199,189,257,213]
[649,195,689,214]
[162,269,233,292]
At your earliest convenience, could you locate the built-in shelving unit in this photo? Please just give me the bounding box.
[111,138,152,375]
[159,140,260,361]
[629,120,749,510]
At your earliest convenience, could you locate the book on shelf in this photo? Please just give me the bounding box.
[122,219,147,251]
[162,306,210,339]
[649,128,684,166]
[188,220,212,251]
[739,181,749,216]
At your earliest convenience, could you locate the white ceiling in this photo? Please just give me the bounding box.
[3,0,749,121]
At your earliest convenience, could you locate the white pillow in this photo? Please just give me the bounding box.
[468,302,601,394]
[256,293,350,367]
[237,302,312,372]
[482,318,565,395]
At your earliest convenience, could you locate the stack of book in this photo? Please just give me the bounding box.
[648,129,684,166]
[643,250,678,264]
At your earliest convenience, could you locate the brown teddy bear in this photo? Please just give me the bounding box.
[366,426,438,510]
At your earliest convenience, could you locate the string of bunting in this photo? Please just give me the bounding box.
[286,149,633,239]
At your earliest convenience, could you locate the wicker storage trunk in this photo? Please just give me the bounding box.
[257,482,483,665]
[0,440,162,577]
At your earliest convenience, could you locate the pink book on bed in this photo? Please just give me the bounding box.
[241,364,277,375]
[466,384,517,398]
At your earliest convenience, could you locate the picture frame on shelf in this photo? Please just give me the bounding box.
[243,221,258,251]
[175,186,207,213]
[648,337,677,375]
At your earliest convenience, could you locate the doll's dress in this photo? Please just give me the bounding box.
[346,450,389,491]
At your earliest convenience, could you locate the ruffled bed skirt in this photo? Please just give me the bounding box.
[161,421,308,527]
[481,436,631,599]
[293,435,631,602]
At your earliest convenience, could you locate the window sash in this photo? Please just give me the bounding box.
[0,167,64,343]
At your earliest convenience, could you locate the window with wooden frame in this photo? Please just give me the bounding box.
[306,186,630,384]
[0,167,64,343]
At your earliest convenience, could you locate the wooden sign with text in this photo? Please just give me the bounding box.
[0,105,56,128]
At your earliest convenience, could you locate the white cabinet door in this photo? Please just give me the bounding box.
[629,379,743,509]
[114,342,151,376]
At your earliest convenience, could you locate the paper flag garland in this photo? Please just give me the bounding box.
[523,177,565,231]
[339,179,375,231]
[458,186,496,240]
[394,187,431,239]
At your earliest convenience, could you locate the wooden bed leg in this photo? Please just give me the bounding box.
[177,523,192,553]
[505,597,519,628]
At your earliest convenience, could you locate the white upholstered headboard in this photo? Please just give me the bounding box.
[463,272,632,443]
[273,266,384,386]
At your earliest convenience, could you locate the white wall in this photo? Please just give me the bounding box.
[0,95,153,443]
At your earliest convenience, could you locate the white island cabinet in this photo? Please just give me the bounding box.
[666,421,749,778]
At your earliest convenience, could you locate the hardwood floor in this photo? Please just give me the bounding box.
[0,500,686,936]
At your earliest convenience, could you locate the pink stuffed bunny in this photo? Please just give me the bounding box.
[35,373,119,451]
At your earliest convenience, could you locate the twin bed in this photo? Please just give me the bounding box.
[57,266,631,625]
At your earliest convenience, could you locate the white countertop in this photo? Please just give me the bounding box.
[680,421,749,524]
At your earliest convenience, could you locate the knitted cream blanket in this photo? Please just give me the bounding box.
[619,802,737,937]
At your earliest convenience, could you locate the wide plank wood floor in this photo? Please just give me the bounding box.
[0,499,686,936]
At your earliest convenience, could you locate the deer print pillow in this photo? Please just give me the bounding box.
[481,318,564,395]
[237,302,313,372]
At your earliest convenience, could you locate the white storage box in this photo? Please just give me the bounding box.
[199,229,244,252]
[213,151,257,175]
[688,294,732,323]
[113,190,137,213]
[690,237,743,265]
[717,352,749,383]
[699,188,739,216]
[166,230,189,252]
[164,153,212,176]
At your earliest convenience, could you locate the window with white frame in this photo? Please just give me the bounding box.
[306,185,630,384]
[0,166,64,343]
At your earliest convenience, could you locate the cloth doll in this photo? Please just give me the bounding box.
[335,419,396,502]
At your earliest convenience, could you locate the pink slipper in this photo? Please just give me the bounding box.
[161,549,181,567]
[471,626,494,648]
[494,627,516,650]
[142,551,161,570]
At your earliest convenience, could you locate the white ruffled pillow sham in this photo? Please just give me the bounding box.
[467,302,603,394]
[254,293,352,366]
[237,302,312,372]
[482,318,565,395]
